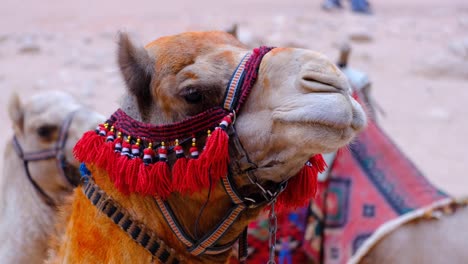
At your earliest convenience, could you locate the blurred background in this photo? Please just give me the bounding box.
[1,0,467,196]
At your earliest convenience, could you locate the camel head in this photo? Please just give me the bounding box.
[7,91,104,199]
[119,31,366,184]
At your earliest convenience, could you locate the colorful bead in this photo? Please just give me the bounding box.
[114,132,122,152]
[174,139,185,159]
[190,137,199,159]
[143,142,154,165]
[158,142,168,162]
[121,136,132,157]
[106,126,115,142]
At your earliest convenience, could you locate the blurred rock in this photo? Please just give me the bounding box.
[348,27,373,43]
[448,38,468,60]
[0,34,8,43]
[82,36,93,45]
[18,36,41,54]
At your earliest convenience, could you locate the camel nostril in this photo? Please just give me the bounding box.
[300,77,342,93]
[300,63,351,94]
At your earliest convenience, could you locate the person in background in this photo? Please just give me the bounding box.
[322,0,372,14]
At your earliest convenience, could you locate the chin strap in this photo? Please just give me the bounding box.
[154,124,287,259]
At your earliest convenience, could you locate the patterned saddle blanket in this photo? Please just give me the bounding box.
[231,119,448,264]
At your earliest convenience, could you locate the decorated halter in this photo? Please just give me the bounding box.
[75,46,326,262]
[12,110,80,208]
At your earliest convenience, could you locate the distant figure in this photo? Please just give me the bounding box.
[322,0,372,14]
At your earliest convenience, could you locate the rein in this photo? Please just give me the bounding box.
[12,110,80,208]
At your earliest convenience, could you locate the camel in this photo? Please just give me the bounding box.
[0,91,104,264]
[49,31,366,264]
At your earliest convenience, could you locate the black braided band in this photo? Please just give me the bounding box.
[82,180,182,264]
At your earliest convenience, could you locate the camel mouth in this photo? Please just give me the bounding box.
[272,93,366,132]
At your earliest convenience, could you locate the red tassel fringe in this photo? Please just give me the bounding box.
[184,159,204,193]
[73,131,104,163]
[172,157,188,193]
[136,163,151,194]
[75,129,328,209]
[198,127,230,186]
[276,154,327,211]
[151,162,172,198]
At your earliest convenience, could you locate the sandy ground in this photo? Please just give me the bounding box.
[0,0,467,196]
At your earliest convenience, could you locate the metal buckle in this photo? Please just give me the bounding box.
[245,172,288,206]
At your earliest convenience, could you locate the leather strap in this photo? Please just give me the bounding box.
[12,110,80,208]
[82,178,182,264]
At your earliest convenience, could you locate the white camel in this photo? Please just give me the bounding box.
[0,91,103,264]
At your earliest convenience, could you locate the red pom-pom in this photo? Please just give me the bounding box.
[122,140,131,149]
[143,147,155,156]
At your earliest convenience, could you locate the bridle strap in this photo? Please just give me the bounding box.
[153,47,284,259]
[55,110,81,188]
[81,178,182,264]
[154,195,243,256]
[238,227,249,263]
[12,136,57,207]
[12,110,80,207]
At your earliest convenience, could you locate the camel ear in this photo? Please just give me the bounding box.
[8,92,24,133]
[117,32,154,111]
[226,24,238,39]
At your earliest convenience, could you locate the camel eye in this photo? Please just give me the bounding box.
[183,89,203,104]
[37,125,58,140]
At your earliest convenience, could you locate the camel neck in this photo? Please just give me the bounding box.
[88,165,262,263]
[0,141,55,263]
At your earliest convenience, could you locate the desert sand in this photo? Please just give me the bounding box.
[0,0,467,196]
